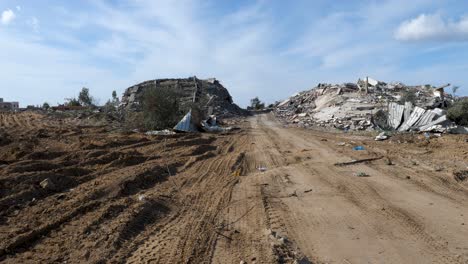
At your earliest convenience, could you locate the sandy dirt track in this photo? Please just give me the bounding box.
[0,112,467,263]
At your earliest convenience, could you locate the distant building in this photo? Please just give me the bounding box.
[0,98,19,111]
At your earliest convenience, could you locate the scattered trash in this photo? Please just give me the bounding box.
[257,166,267,172]
[145,129,176,136]
[354,172,370,177]
[337,142,346,146]
[138,195,146,201]
[39,178,55,190]
[353,146,365,151]
[232,169,241,177]
[375,132,389,141]
[384,157,393,165]
[454,170,468,182]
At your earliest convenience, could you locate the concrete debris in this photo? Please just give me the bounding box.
[274,78,467,134]
[375,132,389,141]
[145,130,176,136]
[354,172,370,177]
[40,178,55,190]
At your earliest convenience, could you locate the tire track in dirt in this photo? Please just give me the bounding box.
[244,113,468,263]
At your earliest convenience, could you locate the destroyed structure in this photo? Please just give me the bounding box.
[121,77,246,132]
[121,77,245,117]
[275,78,467,134]
[0,98,19,111]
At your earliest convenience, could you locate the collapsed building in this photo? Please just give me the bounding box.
[275,78,467,134]
[0,98,19,111]
[120,77,246,131]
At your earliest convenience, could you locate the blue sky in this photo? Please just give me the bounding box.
[1,0,468,107]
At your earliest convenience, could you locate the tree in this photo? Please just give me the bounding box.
[142,87,182,130]
[447,98,468,126]
[112,90,119,103]
[42,102,50,110]
[250,97,265,110]
[452,86,460,97]
[78,87,94,106]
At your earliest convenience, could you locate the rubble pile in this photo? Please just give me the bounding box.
[121,77,246,117]
[275,78,466,133]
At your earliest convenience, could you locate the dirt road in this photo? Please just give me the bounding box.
[1,112,467,263]
[215,114,468,263]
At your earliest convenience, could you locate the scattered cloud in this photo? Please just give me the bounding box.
[16,6,21,11]
[395,14,468,41]
[0,1,467,107]
[1,9,16,25]
[29,17,40,32]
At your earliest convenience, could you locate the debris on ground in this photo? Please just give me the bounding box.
[353,146,365,151]
[145,129,176,136]
[375,132,389,141]
[454,170,468,182]
[39,178,55,190]
[334,157,383,166]
[201,115,234,132]
[354,172,370,177]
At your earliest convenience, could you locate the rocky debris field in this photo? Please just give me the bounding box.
[274,78,467,134]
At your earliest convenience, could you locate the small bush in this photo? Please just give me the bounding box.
[250,97,265,110]
[447,98,468,126]
[142,87,182,130]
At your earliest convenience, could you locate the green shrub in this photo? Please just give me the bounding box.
[447,98,468,126]
[142,87,182,130]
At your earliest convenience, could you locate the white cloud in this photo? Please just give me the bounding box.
[1,9,16,25]
[30,17,40,32]
[16,6,21,11]
[395,14,468,41]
